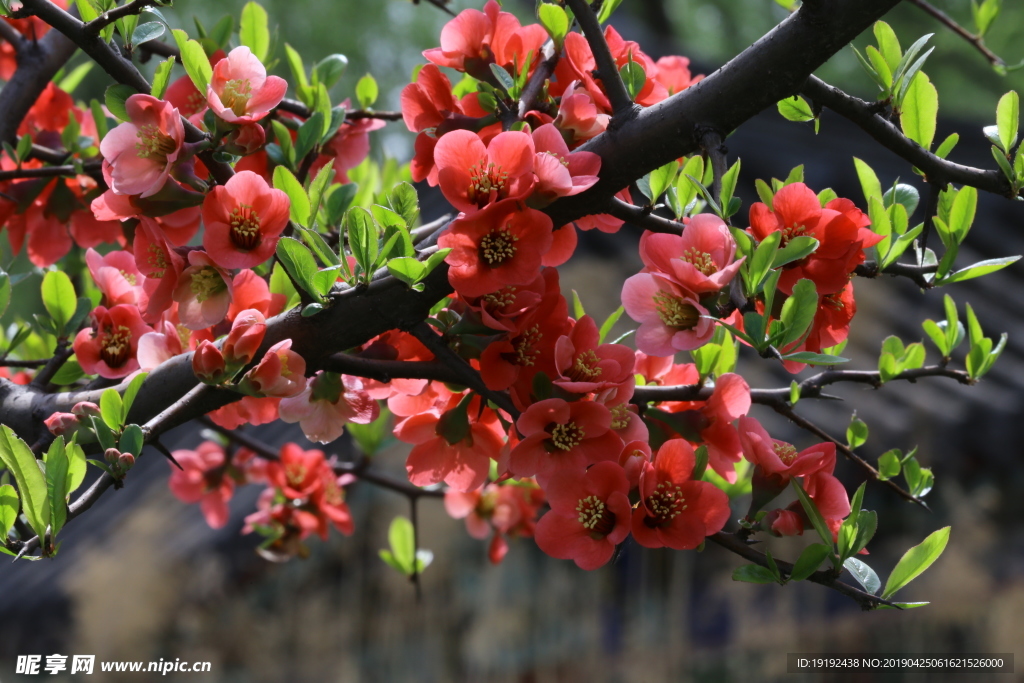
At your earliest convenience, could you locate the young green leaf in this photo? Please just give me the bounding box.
[844,557,881,595]
[900,72,938,150]
[0,426,50,540]
[732,564,780,584]
[41,270,76,335]
[239,1,270,62]
[537,3,568,48]
[996,90,1019,154]
[272,166,310,227]
[100,387,124,431]
[150,56,176,99]
[790,543,831,581]
[276,237,322,300]
[881,526,950,599]
[356,73,379,109]
[0,484,18,538]
[104,84,137,123]
[171,29,213,94]
[777,95,815,122]
[45,437,69,538]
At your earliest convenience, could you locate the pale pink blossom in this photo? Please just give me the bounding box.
[99,94,184,197]
[279,372,379,444]
[172,250,234,330]
[206,46,287,124]
[621,273,714,355]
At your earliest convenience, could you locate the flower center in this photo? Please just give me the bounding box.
[643,482,688,527]
[549,421,585,451]
[542,150,569,166]
[781,223,808,245]
[119,270,138,286]
[511,325,541,367]
[221,78,253,117]
[609,403,632,431]
[145,244,169,279]
[189,267,227,303]
[478,226,518,266]
[824,292,845,311]
[681,247,717,276]
[322,477,343,506]
[566,349,602,382]
[229,203,262,251]
[774,442,798,465]
[100,324,133,368]
[576,495,616,538]
[467,160,510,206]
[653,291,700,329]
[482,286,517,309]
[285,463,307,489]
[134,123,177,160]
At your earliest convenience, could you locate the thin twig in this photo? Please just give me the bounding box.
[83,0,160,35]
[907,0,1005,68]
[30,341,72,387]
[708,532,903,610]
[518,39,560,119]
[563,0,637,120]
[853,260,937,288]
[412,0,457,18]
[0,165,78,181]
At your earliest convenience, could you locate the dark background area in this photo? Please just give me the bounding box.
[2,0,1024,681]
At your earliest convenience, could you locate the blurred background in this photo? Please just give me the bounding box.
[3,0,1024,681]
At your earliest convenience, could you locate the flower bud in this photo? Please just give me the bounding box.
[192,339,227,383]
[118,453,136,471]
[104,447,122,464]
[71,401,102,419]
[44,412,79,437]
[223,122,267,156]
[223,309,267,366]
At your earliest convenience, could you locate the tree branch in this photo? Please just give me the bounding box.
[853,260,937,288]
[708,532,902,610]
[563,0,636,120]
[0,23,77,145]
[0,18,27,51]
[321,355,468,385]
[83,0,160,34]
[907,0,1005,68]
[802,75,1015,197]
[604,197,683,234]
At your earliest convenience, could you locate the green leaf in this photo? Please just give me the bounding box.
[0,269,11,319]
[846,414,868,449]
[746,230,781,294]
[100,387,124,431]
[57,62,94,95]
[355,73,378,109]
[388,183,420,229]
[0,426,49,540]
[599,306,625,344]
[732,564,780,584]
[387,515,416,574]
[940,256,1020,284]
[44,437,69,538]
[878,449,902,480]
[346,206,378,280]
[900,72,938,150]
[719,159,742,218]
[118,424,144,458]
[881,526,950,599]
[873,21,903,71]
[865,46,893,90]
[314,54,348,89]
[40,272,75,335]
[489,63,515,93]
[648,160,678,202]
[171,29,213,95]
[272,166,309,227]
[66,438,86,495]
[596,0,625,23]
[239,1,270,62]
[996,90,1019,153]
[619,59,646,101]
[777,95,815,122]
[104,84,136,123]
[778,278,818,348]
[792,478,835,550]
[121,371,148,422]
[853,158,884,205]
[935,133,959,159]
[973,0,1001,37]
[537,3,568,47]
[790,543,831,581]
[0,484,18,537]
[844,557,881,595]
[307,160,335,226]
[131,21,164,47]
[772,236,819,270]
[387,257,427,287]
[781,352,849,365]
[947,185,977,244]
[275,237,322,300]
[150,56,176,99]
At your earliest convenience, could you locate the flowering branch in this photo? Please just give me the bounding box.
[801,75,1014,197]
[907,0,1005,69]
[708,532,903,610]
[562,0,636,120]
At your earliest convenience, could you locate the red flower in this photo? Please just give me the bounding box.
[168,441,234,529]
[100,94,184,198]
[206,46,287,124]
[738,416,836,480]
[654,56,702,96]
[534,461,632,570]
[639,213,744,296]
[621,273,714,356]
[241,339,307,398]
[631,439,731,550]
[552,315,635,395]
[202,170,290,269]
[435,129,534,212]
[438,198,553,297]
[267,443,325,500]
[528,123,600,207]
[508,398,623,485]
[73,304,154,379]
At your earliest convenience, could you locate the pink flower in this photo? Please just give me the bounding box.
[738,416,837,480]
[528,123,600,207]
[202,170,290,270]
[319,114,387,184]
[654,56,702,96]
[279,372,379,444]
[85,247,146,307]
[241,339,307,398]
[553,81,609,148]
[434,129,535,212]
[192,339,227,383]
[137,320,185,371]
[206,46,287,124]
[172,250,234,330]
[168,441,235,529]
[639,213,744,296]
[73,304,154,379]
[134,219,185,322]
[534,461,632,570]
[552,315,635,395]
[222,309,267,366]
[621,273,714,356]
[99,94,184,197]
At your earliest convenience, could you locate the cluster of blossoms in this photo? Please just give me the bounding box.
[12,0,884,567]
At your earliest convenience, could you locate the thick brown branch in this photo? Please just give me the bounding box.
[802,76,1014,197]
[0,25,76,144]
[708,532,901,610]
[321,355,468,385]
[605,197,683,234]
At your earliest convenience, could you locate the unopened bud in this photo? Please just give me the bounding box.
[71,402,102,419]
[44,412,79,437]
[223,309,267,366]
[223,122,267,156]
[104,447,121,464]
[192,340,227,383]
[118,453,136,471]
